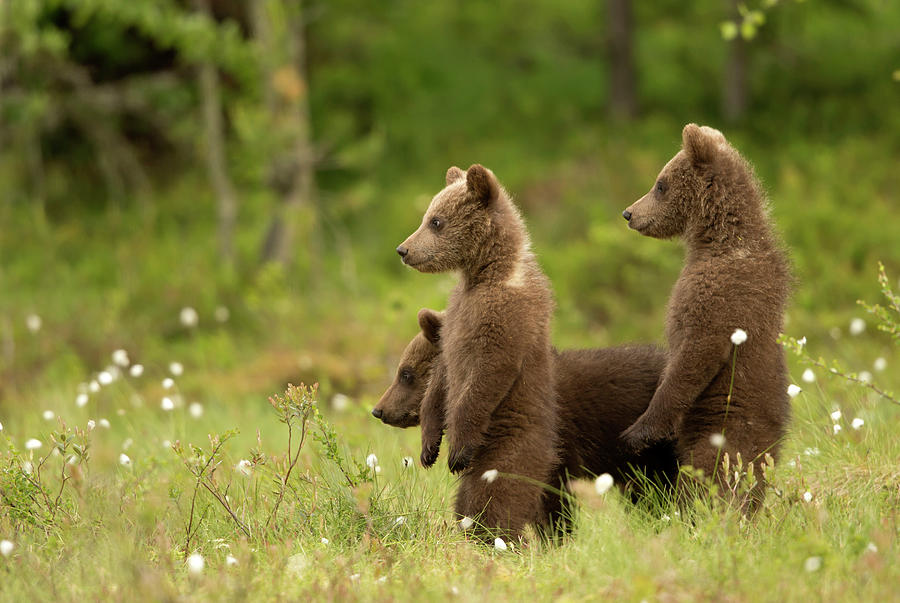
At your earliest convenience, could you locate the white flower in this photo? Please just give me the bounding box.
[21,461,33,475]
[730,329,748,345]
[459,516,474,530]
[797,336,807,347]
[129,364,144,377]
[402,456,414,468]
[331,393,350,412]
[493,537,508,551]
[832,424,842,435]
[180,307,199,328]
[189,402,203,419]
[76,393,89,407]
[851,417,864,430]
[42,410,55,421]
[25,438,42,451]
[830,409,842,421]
[186,553,205,574]
[25,314,42,333]
[802,369,816,383]
[0,422,3,431]
[169,362,184,377]
[481,469,499,483]
[89,380,100,393]
[98,371,113,386]
[226,555,238,567]
[87,420,96,431]
[214,306,230,323]
[787,384,802,398]
[366,453,378,468]
[849,318,865,336]
[99,418,110,429]
[0,540,13,557]
[161,397,175,411]
[394,516,406,525]
[162,378,175,390]
[803,556,822,572]
[119,453,132,467]
[375,465,382,474]
[866,542,878,554]
[162,440,171,448]
[349,573,360,582]
[122,438,133,451]
[802,491,813,503]
[859,371,872,383]
[595,473,614,495]
[709,433,726,449]
[376,576,387,584]
[111,349,130,367]
[804,447,820,456]
[235,459,252,476]
[873,357,887,372]
[321,538,329,545]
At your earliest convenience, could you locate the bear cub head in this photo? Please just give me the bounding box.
[622,123,731,239]
[371,308,443,427]
[397,164,516,273]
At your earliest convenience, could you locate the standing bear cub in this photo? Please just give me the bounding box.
[621,124,791,510]
[397,165,559,540]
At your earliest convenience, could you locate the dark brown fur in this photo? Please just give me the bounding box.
[621,124,791,510]
[397,165,558,540]
[374,313,679,534]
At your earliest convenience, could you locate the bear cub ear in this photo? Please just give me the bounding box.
[682,123,720,167]
[466,164,500,206]
[446,166,465,186]
[417,308,443,345]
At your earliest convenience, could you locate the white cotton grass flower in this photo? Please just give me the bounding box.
[804,447,820,456]
[802,369,816,384]
[493,537,508,552]
[0,540,13,557]
[787,384,802,398]
[402,456,414,468]
[186,553,205,575]
[832,424,842,435]
[161,397,175,411]
[481,469,499,483]
[830,409,842,421]
[802,491,813,503]
[119,453,132,467]
[349,573,361,582]
[0,422,3,431]
[169,362,184,377]
[866,542,878,554]
[214,306,230,323]
[594,473,614,495]
[858,371,872,383]
[111,349,130,367]
[394,516,406,526]
[459,516,474,530]
[730,328,748,346]
[321,538,329,545]
[849,317,865,336]
[797,336,807,347]
[235,459,252,477]
[873,357,887,372]
[89,380,100,393]
[804,556,822,572]
[851,417,865,430]
[87,419,96,431]
[25,438,42,451]
[162,440,172,449]
[21,461,33,475]
[188,402,203,419]
[42,410,55,421]
[331,393,350,412]
[99,418,110,428]
[98,371,114,386]
[76,393,89,407]
[122,438,133,451]
[366,453,378,469]
[162,378,175,390]
[180,307,199,328]
[25,314,42,333]
[129,364,144,377]
[226,555,238,567]
[709,433,726,449]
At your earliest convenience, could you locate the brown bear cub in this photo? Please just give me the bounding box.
[621,124,791,510]
[397,165,558,540]
[373,311,679,534]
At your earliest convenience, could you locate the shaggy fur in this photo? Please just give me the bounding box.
[397,165,558,540]
[621,124,791,510]
[374,312,679,534]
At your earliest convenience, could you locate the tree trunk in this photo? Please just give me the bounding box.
[607,0,637,120]
[722,0,748,123]
[193,0,238,267]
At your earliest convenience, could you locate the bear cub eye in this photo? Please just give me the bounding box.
[655,180,667,194]
[429,217,443,230]
[399,369,414,385]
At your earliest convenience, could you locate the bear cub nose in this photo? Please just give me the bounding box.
[396,246,408,258]
[371,408,383,418]
[622,210,632,221]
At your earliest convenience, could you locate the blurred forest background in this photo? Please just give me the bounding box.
[1,0,898,409]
